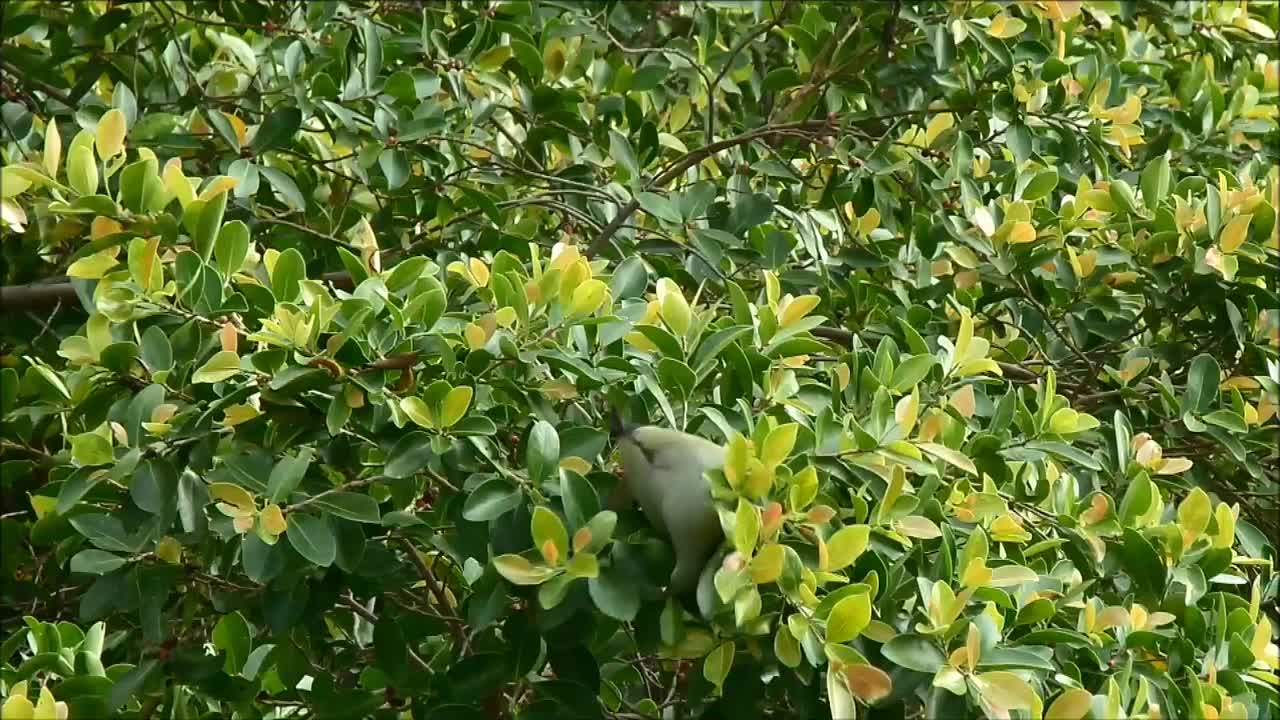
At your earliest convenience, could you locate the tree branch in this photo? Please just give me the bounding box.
[585,119,838,258]
[395,537,468,652]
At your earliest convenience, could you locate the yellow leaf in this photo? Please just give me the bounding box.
[656,278,692,336]
[778,294,820,326]
[1155,457,1193,475]
[760,423,798,467]
[400,396,436,429]
[260,503,287,536]
[199,175,240,202]
[1008,221,1037,244]
[896,515,942,539]
[895,391,919,435]
[1108,94,1142,125]
[826,592,872,643]
[560,456,591,475]
[67,143,97,194]
[966,622,982,670]
[1044,0,1084,22]
[963,558,993,588]
[924,113,955,147]
[2,694,35,719]
[465,323,489,350]
[858,207,881,235]
[95,108,127,158]
[441,386,473,428]
[208,482,256,512]
[825,525,870,571]
[1046,688,1093,720]
[750,543,785,584]
[219,322,238,353]
[151,404,178,423]
[163,158,196,208]
[668,96,691,132]
[973,671,1041,715]
[67,250,121,279]
[221,403,260,427]
[988,14,1027,39]
[1178,487,1212,547]
[624,331,659,353]
[954,307,975,363]
[43,117,61,178]
[835,363,851,390]
[91,216,123,240]
[568,278,608,317]
[1213,502,1235,549]
[155,536,183,564]
[1220,213,1252,253]
[469,257,490,287]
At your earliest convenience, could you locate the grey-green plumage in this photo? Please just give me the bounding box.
[610,425,726,596]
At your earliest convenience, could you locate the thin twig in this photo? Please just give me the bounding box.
[339,593,432,671]
[395,536,469,651]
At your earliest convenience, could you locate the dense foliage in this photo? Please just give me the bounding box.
[1,1,1278,718]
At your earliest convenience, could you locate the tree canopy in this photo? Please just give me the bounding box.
[1,1,1278,719]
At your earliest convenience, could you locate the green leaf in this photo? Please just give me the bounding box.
[194,190,228,262]
[1140,154,1171,208]
[379,148,410,189]
[286,514,336,567]
[561,471,599,531]
[68,144,98,195]
[71,432,114,467]
[917,442,978,476]
[1121,529,1167,599]
[258,166,305,211]
[703,642,735,689]
[70,549,128,575]
[610,255,649,299]
[889,354,936,391]
[608,130,640,181]
[384,432,435,479]
[214,220,250,279]
[588,565,640,621]
[1202,409,1247,434]
[1182,354,1220,415]
[212,611,251,674]
[461,479,522,521]
[637,192,682,224]
[193,351,242,384]
[733,498,760,556]
[271,247,305,302]
[1021,168,1059,202]
[267,449,312,502]
[251,107,301,153]
[881,634,947,672]
[311,492,381,523]
[1109,178,1141,216]
[526,421,559,484]
[361,17,382,90]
